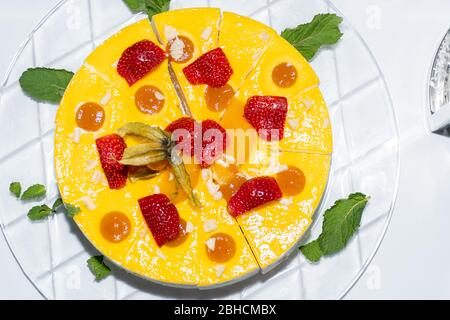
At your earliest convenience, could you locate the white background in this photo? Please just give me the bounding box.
[1,0,449,299]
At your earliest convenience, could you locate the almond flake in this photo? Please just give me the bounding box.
[185,221,195,233]
[203,219,218,233]
[201,26,213,40]
[154,185,161,194]
[91,170,103,183]
[154,91,165,101]
[86,159,99,171]
[81,196,96,211]
[156,249,167,260]
[280,197,294,207]
[170,37,185,61]
[164,25,178,41]
[214,264,226,277]
[206,180,220,196]
[287,118,299,130]
[213,191,223,201]
[259,31,270,41]
[205,238,216,251]
[201,168,213,182]
[100,92,111,106]
[168,172,175,181]
[71,128,86,143]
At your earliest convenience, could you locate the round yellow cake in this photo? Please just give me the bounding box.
[54,8,332,288]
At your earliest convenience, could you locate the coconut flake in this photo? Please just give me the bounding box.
[164,25,178,41]
[185,221,195,233]
[156,249,167,260]
[205,238,216,251]
[203,219,218,233]
[100,92,111,106]
[201,26,213,40]
[214,265,226,277]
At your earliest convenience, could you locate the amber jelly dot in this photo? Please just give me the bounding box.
[205,233,237,263]
[100,211,131,243]
[276,166,306,196]
[75,102,105,132]
[166,35,195,63]
[135,85,165,115]
[220,174,247,201]
[205,84,235,112]
[166,219,189,247]
[272,62,298,88]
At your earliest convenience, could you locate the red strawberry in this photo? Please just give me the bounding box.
[183,48,233,88]
[117,40,166,86]
[138,194,180,247]
[165,117,196,157]
[197,120,227,168]
[228,177,282,217]
[244,96,288,141]
[96,134,128,189]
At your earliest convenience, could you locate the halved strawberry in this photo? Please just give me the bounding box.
[183,48,233,88]
[165,117,196,157]
[138,194,180,247]
[117,40,166,86]
[228,176,282,217]
[198,120,227,168]
[244,96,288,141]
[96,134,128,189]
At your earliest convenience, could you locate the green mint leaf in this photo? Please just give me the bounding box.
[145,0,170,20]
[300,240,323,262]
[87,256,111,281]
[319,193,369,255]
[123,0,146,13]
[52,198,64,211]
[9,182,21,198]
[21,184,46,201]
[27,205,53,221]
[300,193,369,262]
[19,68,74,104]
[281,13,343,61]
[65,203,81,218]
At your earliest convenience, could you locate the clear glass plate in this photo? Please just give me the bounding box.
[0,0,399,300]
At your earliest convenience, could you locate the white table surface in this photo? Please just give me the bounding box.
[1,0,449,300]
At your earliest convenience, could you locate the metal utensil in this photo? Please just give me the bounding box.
[429,29,450,135]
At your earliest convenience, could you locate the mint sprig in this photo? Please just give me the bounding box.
[27,205,53,221]
[65,203,81,218]
[19,68,74,104]
[281,13,343,61]
[300,193,370,262]
[21,184,46,201]
[87,256,111,281]
[9,182,21,198]
[123,0,170,19]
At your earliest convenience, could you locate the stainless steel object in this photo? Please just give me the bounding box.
[429,29,450,135]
